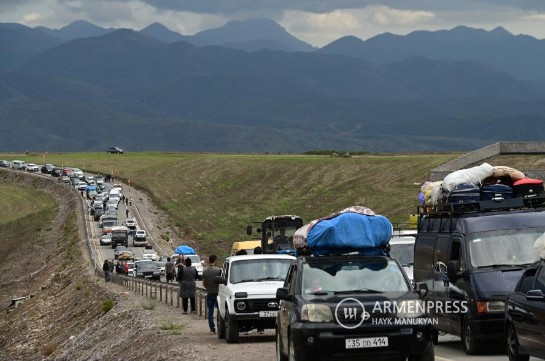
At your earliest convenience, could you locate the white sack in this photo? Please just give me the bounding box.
[442,163,494,192]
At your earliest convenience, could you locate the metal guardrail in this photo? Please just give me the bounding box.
[97,269,208,318]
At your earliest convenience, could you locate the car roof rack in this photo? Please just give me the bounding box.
[418,196,545,217]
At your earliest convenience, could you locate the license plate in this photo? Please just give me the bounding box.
[259,311,278,317]
[145,275,152,278]
[345,337,388,349]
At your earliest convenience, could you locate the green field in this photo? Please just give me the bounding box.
[1,152,458,254]
[0,182,56,260]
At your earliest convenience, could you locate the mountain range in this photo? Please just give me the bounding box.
[0,19,544,152]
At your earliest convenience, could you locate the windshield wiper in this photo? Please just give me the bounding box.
[256,277,284,281]
[334,288,382,294]
[234,278,257,284]
[477,264,527,269]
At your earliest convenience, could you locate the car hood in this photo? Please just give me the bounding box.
[471,268,523,299]
[227,281,284,297]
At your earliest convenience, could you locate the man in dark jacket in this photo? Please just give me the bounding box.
[202,254,222,334]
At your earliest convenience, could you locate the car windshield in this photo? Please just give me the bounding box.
[468,228,542,268]
[389,239,415,267]
[187,255,200,263]
[139,262,157,270]
[302,259,409,294]
[230,258,292,284]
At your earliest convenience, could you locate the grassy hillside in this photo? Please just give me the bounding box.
[0,182,56,260]
[1,152,458,254]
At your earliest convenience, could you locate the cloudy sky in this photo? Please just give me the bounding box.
[1,0,545,46]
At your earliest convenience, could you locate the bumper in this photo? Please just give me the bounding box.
[469,318,505,340]
[290,321,432,361]
[230,313,278,329]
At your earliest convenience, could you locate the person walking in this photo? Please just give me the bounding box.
[178,258,197,314]
[165,257,175,282]
[102,260,111,282]
[108,260,114,273]
[125,208,129,218]
[202,254,222,334]
[129,197,133,206]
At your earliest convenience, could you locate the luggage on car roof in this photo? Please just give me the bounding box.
[513,178,545,199]
[292,206,392,256]
[480,184,513,201]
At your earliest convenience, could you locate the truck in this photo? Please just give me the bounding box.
[101,215,118,234]
[110,226,129,248]
[246,215,303,254]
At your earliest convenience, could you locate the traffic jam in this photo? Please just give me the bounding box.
[2,159,545,361]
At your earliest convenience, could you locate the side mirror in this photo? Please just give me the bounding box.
[526,289,545,301]
[276,287,290,301]
[447,260,463,281]
[246,225,252,236]
[214,276,227,285]
[415,283,428,299]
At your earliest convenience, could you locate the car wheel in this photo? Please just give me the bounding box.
[288,334,301,361]
[217,312,226,339]
[507,324,529,361]
[225,311,239,343]
[409,341,434,361]
[462,316,481,355]
[276,329,288,361]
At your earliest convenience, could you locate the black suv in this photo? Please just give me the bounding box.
[414,201,545,354]
[276,255,433,361]
[107,147,124,154]
[506,258,545,361]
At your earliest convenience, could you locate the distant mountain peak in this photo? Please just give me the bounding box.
[62,19,101,30]
[490,26,511,36]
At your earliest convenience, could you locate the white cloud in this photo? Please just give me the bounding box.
[524,13,545,21]
[371,6,435,26]
[21,12,43,25]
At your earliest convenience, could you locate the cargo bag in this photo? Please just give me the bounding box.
[446,183,480,210]
[480,184,514,201]
[513,178,545,198]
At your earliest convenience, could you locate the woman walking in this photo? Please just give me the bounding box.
[178,258,197,313]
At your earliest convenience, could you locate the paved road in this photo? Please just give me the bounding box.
[435,334,540,361]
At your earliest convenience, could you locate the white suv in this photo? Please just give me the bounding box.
[216,254,295,343]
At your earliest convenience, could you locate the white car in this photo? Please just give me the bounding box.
[142,249,158,261]
[25,163,39,172]
[216,254,295,343]
[389,230,416,282]
[133,229,147,246]
[11,160,25,170]
[171,253,204,279]
[100,233,112,246]
[72,168,85,179]
[85,175,96,184]
[124,218,137,230]
[107,198,119,209]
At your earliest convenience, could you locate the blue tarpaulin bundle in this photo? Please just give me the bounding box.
[175,245,196,255]
[293,206,392,256]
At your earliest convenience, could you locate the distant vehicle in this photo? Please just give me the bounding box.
[76,183,87,191]
[247,215,303,254]
[0,160,10,168]
[107,198,119,209]
[133,229,147,247]
[101,215,118,233]
[61,168,75,178]
[134,259,153,276]
[135,261,160,280]
[113,245,128,259]
[107,147,124,154]
[389,230,416,282]
[110,225,129,248]
[126,261,135,277]
[59,175,70,183]
[142,249,159,261]
[72,168,84,179]
[94,208,104,221]
[124,218,137,231]
[231,240,262,256]
[186,254,204,279]
[155,259,167,276]
[51,167,62,177]
[11,160,25,170]
[100,233,112,246]
[84,175,95,184]
[25,163,39,172]
[71,177,81,186]
[41,164,54,173]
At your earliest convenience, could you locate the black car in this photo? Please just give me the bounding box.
[51,167,62,177]
[276,255,433,361]
[505,259,545,361]
[414,202,545,354]
[107,147,124,154]
[41,163,54,174]
[135,261,161,281]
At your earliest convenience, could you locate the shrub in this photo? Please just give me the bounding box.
[75,282,83,291]
[160,321,184,335]
[101,298,114,313]
[141,300,156,310]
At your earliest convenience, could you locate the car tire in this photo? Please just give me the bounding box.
[276,329,288,361]
[507,323,529,361]
[217,312,226,339]
[409,341,434,361]
[288,334,303,361]
[225,312,239,343]
[462,316,481,355]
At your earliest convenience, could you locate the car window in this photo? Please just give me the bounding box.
[288,266,298,295]
[519,268,537,294]
[535,266,545,293]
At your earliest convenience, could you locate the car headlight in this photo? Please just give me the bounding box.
[301,304,333,322]
[397,300,425,318]
[476,301,505,314]
[153,271,159,275]
[236,301,247,311]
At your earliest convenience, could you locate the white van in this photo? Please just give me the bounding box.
[11,160,25,170]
